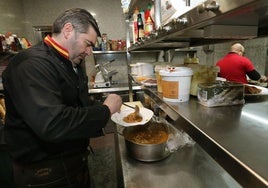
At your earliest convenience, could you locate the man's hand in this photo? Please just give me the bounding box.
[103,94,122,115]
[260,75,268,83]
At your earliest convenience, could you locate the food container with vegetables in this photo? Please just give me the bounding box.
[184,64,219,96]
[197,81,245,107]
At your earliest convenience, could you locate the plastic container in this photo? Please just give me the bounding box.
[184,64,219,96]
[160,67,193,102]
[130,64,140,75]
[197,81,245,107]
[137,62,154,76]
[154,64,167,93]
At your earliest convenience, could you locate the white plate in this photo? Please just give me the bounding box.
[141,79,157,86]
[245,84,268,96]
[216,77,227,81]
[111,107,154,127]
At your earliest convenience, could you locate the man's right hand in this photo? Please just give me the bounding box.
[260,75,268,83]
[103,94,122,115]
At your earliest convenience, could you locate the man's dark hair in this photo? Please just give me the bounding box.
[52,8,101,37]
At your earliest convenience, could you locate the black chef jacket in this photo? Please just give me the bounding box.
[2,41,111,163]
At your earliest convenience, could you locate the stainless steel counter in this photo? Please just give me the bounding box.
[143,89,268,188]
[88,85,142,94]
[115,127,241,188]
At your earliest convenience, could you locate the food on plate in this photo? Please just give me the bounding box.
[124,122,169,144]
[142,78,157,84]
[134,76,149,82]
[133,75,155,84]
[244,85,262,94]
[123,105,142,123]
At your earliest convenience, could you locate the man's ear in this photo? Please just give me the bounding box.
[62,22,74,39]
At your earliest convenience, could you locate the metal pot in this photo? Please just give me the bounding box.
[123,121,171,162]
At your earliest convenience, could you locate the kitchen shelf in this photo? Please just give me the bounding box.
[93,50,126,54]
[128,48,197,55]
[126,0,152,15]
[127,0,268,51]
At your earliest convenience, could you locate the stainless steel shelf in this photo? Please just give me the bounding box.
[93,51,126,54]
[127,0,268,51]
[88,85,142,94]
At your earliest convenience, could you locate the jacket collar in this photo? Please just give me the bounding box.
[44,35,69,59]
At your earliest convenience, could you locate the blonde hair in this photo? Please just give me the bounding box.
[230,43,245,55]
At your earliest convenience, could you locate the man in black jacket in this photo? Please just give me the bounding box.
[2,8,122,188]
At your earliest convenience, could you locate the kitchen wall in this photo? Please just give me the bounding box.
[0,0,26,37]
[196,38,268,75]
[0,0,128,85]
[0,0,126,44]
[154,37,268,76]
[22,0,126,44]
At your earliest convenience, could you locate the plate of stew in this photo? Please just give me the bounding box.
[111,107,154,127]
[244,84,268,96]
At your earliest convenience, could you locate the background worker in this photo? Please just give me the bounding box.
[216,43,268,84]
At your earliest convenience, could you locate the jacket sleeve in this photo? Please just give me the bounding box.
[247,69,261,81]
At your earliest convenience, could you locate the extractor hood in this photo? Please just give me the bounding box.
[128,0,268,51]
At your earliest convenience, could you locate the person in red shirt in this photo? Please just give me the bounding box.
[216,43,262,84]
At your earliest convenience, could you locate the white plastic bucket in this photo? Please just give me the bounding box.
[160,67,193,102]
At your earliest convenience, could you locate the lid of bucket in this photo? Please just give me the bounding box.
[160,66,193,77]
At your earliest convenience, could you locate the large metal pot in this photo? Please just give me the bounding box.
[123,120,171,162]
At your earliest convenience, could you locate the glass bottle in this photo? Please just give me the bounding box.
[101,33,108,51]
[132,7,139,43]
[144,17,153,36]
[137,13,144,41]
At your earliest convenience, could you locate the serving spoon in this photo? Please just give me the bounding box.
[122,103,136,109]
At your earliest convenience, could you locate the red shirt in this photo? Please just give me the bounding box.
[216,52,255,84]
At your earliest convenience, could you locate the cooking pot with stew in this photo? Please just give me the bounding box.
[123,117,178,162]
